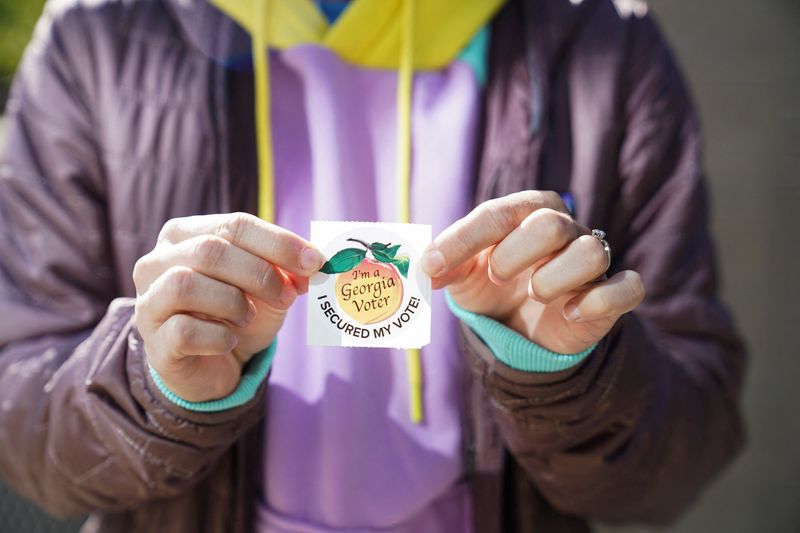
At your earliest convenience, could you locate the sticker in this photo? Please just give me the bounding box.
[307,221,432,348]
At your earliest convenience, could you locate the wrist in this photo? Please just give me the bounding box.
[446,291,596,373]
[503,298,600,354]
[148,341,277,412]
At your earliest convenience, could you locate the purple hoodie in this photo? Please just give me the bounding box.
[256,42,484,531]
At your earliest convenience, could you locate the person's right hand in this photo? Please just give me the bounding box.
[133,213,325,402]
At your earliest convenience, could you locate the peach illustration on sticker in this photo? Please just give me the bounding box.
[322,238,406,324]
[308,222,431,348]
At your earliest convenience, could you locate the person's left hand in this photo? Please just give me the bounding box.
[421,191,646,354]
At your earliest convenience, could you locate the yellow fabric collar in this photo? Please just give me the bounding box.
[209,0,503,69]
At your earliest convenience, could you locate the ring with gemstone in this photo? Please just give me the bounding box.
[591,229,612,272]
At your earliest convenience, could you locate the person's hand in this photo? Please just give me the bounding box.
[421,191,645,354]
[133,213,325,402]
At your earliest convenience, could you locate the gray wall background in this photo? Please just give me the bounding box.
[605,0,800,531]
[0,0,798,531]
[639,0,799,531]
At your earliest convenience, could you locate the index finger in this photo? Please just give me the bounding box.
[158,213,325,276]
[421,191,569,277]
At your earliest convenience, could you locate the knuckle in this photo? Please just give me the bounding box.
[254,260,276,291]
[260,224,283,254]
[158,217,182,243]
[217,212,254,243]
[481,199,516,233]
[534,209,573,244]
[206,319,229,343]
[473,200,494,222]
[580,235,609,270]
[194,235,228,269]
[224,287,248,317]
[452,229,473,258]
[169,316,197,351]
[511,190,547,212]
[132,255,152,290]
[165,266,196,300]
[508,190,537,210]
[515,190,561,213]
[542,190,564,210]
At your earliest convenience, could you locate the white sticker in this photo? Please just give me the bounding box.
[307,221,432,348]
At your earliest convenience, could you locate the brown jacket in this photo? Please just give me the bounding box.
[0,0,746,531]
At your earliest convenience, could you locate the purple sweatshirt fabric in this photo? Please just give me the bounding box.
[258,46,482,531]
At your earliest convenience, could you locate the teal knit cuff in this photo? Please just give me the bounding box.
[148,341,277,412]
[445,292,596,372]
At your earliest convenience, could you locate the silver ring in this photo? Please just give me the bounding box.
[591,229,612,272]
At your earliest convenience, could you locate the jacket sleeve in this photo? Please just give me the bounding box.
[0,4,265,518]
[460,12,747,525]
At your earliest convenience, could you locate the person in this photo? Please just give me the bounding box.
[0,0,746,531]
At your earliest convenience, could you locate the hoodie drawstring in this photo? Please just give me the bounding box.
[253,0,274,223]
[396,0,424,424]
[251,0,423,424]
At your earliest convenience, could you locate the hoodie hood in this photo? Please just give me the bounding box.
[164,0,503,70]
[164,0,253,68]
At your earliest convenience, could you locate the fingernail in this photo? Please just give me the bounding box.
[279,283,296,306]
[421,248,446,277]
[487,259,506,286]
[563,304,582,322]
[241,300,257,326]
[300,247,324,271]
[227,335,239,352]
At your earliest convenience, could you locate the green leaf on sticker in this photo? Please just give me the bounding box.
[391,255,410,278]
[320,248,366,274]
[371,248,395,263]
[370,242,401,263]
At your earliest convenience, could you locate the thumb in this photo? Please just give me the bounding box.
[424,248,486,291]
